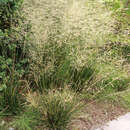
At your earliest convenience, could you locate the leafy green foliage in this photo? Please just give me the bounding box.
[0,28,30,114]
[0,27,30,84]
[0,0,31,85]
[0,0,23,30]
[0,0,31,114]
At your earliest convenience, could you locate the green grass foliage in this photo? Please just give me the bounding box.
[0,0,129,129]
[39,90,82,130]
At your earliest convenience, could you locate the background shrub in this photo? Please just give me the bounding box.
[0,0,31,114]
[0,0,31,83]
[0,0,23,30]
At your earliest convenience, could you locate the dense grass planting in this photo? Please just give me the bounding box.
[0,0,129,129]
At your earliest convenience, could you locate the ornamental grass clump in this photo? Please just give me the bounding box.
[40,90,82,130]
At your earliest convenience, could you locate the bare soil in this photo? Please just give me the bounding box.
[71,101,129,130]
